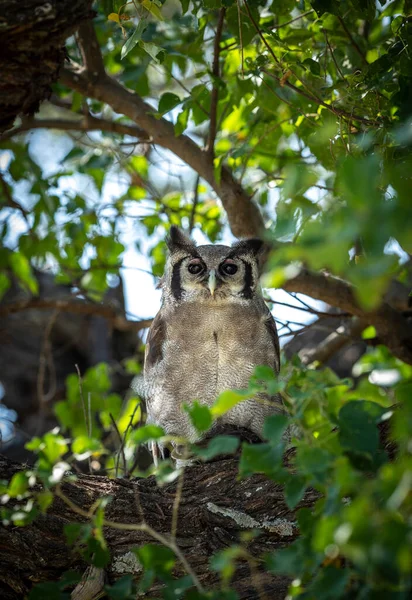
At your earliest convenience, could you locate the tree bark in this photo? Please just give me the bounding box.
[0,453,318,600]
[0,0,94,132]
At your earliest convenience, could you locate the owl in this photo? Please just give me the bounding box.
[142,226,284,462]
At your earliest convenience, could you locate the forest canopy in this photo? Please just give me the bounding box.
[0,0,412,598]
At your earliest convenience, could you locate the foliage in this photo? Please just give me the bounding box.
[1,0,412,598]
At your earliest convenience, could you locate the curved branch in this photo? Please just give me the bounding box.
[0,114,150,142]
[59,66,264,239]
[283,269,412,365]
[0,298,152,332]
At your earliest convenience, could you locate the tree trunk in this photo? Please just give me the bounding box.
[0,453,318,599]
[0,0,93,132]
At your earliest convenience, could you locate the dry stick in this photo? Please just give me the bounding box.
[272,9,314,30]
[207,7,226,157]
[237,0,244,76]
[36,309,59,435]
[189,174,200,234]
[75,365,92,474]
[109,413,127,477]
[243,0,281,66]
[55,486,204,593]
[323,30,347,83]
[171,467,185,542]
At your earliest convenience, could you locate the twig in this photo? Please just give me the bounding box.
[109,413,127,477]
[207,8,226,157]
[244,0,281,66]
[338,15,368,65]
[189,174,200,233]
[272,9,314,30]
[323,30,347,82]
[0,173,30,221]
[36,308,59,433]
[75,365,92,473]
[237,0,244,76]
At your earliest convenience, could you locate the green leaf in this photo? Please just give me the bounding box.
[211,390,251,418]
[284,476,307,509]
[338,400,386,455]
[8,472,29,497]
[192,435,239,460]
[105,575,135,599]
[158,93,182,115]
[121,20,148,60]
[9,252,38,294]
[37,491,53,512]
[262,414,289,445]
[132,424,164,444]
[306,566,350,598]
[184,401,213,433]
[0,272,10,300]
[239,442,284,478]
[139,41,163,63]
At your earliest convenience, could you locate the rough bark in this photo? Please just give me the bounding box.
[0,0,94,132]
[0,452,317,600]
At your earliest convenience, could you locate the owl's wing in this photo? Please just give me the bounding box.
[264,309,280,374]
[144,311,167,372]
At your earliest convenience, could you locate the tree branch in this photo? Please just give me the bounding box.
[0,452,315,599]
[300,317,366,366]
[0,298,152,332]
[0,115,150,142]
[77,19,106,78]
[283,269,412,365]
[207,8,226,157]
[59,65,265,238]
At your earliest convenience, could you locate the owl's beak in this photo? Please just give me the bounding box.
[208,269,217,297]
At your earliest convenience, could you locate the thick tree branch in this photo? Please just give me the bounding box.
[0,114,150,142]
[60,66,264,238]
[0,298,152,332]
[0,453,316,599]
[283,270,412,365]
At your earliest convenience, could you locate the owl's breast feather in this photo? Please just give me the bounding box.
[162,302,275,401]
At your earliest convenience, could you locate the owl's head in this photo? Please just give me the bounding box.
[161,226,264,303]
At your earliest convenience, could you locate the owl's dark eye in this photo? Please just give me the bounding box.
[188,261,204,275]
[220,262,238,276]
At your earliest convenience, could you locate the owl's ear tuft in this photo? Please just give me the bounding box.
[166,226,197,255]
[229,238,265,258]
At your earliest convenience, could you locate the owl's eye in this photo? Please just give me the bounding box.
[220,261,238,276]
[188,261,204,275]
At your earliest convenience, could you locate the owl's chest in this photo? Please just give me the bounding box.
[162,302,273,395]
[167,302,262,349]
